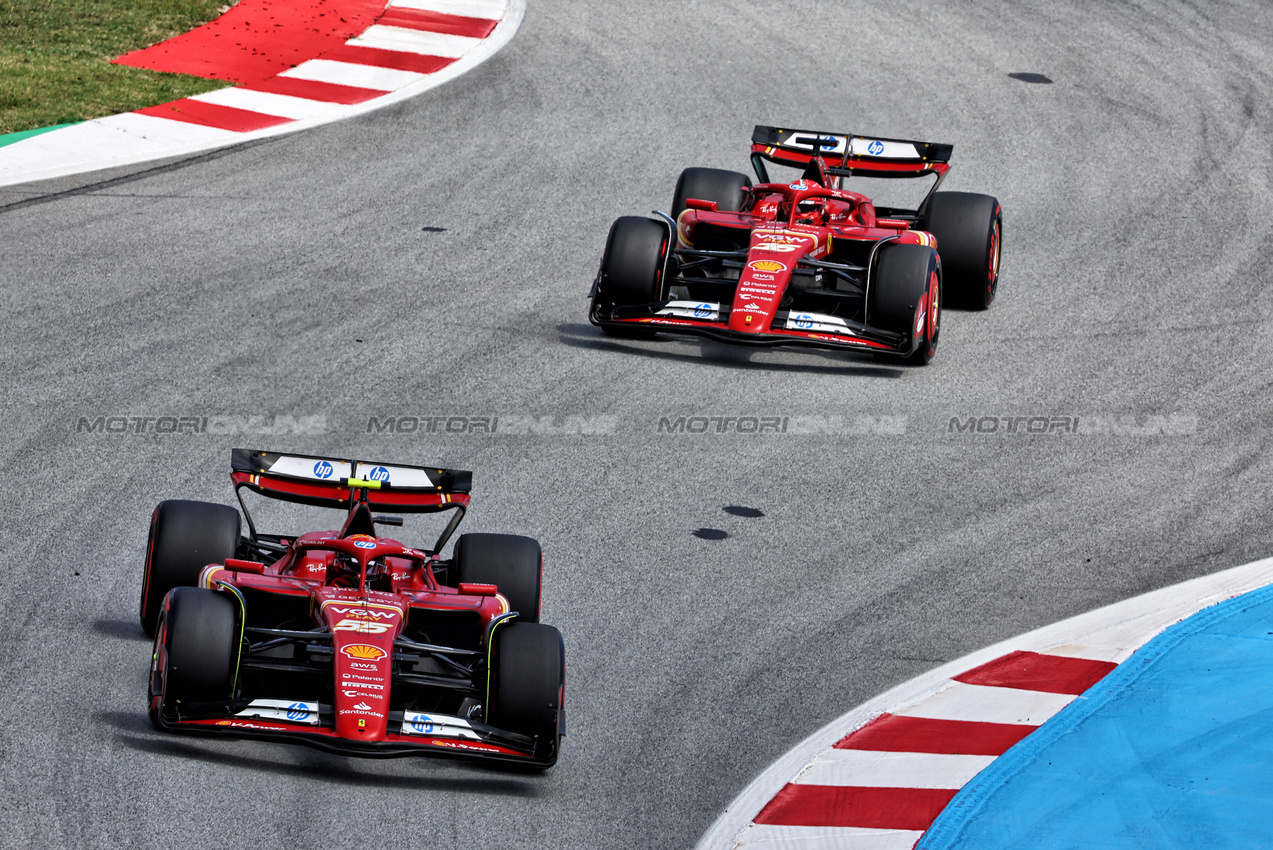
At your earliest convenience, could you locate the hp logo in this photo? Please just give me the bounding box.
[368,466,390,482]
[867,140,885,156]
[313,461,334,479]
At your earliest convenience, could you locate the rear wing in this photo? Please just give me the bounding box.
[231,448,471,512]
[750,125,952,182]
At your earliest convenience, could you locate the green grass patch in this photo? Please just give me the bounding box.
[0,0,231,134]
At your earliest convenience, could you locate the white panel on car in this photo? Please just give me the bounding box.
[784,311,857,336]
[267,456,353,482]
[849,138,921,159]
[780,132,847,155]
[353,463,437,488]
[401,711,482,740]
[236,699,321,725]
[657,301,722,321]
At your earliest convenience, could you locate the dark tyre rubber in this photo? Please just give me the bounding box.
[488,622,565,759]
[920,192,1001,310]
[456,533,542,623]
[671,167,753,218]
[154,587,238,721]
[140,500,241,637]
[869,243,941,365]
[594,216,669,338]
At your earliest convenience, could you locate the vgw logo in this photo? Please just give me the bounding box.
[313,460,334,479]
[368,465,390,482]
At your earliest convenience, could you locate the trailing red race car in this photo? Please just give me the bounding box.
[589,125,1002,364]
[141,449,565,768]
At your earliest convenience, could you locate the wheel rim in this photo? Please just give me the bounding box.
[926,268,940,349]
[986,218,1001,303]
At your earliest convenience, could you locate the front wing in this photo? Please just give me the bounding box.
[591,300,911,355]
[154,698,558,767]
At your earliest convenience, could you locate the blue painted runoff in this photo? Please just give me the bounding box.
[917,581,1273,849]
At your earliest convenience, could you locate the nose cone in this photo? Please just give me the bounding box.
[318,590,403,742]
[730,230,810,332]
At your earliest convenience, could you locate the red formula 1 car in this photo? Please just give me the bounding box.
[140,449,565,768]
[589,125,1002,363]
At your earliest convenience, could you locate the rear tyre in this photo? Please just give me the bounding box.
[868,243,941,365]
[671,167,752,218]
[920,192,1001,310]
[140,500,241,637]
[455,533,542,623]
[488,622,565,762]
[152,587,238,724]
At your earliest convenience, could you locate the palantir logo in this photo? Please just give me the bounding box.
[867,139,885,156]
[313,460,334,479]
[368,466,390,482]
[286,702,309,721]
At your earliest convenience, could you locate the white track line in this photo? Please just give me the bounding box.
[794,750,997,789]
[734,825,925,850]
[188,88,340,120]
[348,26,482,57]
[387,0,506,16]
[277,59,427,91]
[893,681,1075,726]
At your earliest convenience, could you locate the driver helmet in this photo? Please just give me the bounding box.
[794,196,825,224]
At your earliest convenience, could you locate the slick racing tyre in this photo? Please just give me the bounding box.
[151,587,239,726]
[488,622,565,762]
[671,167,753,218]
[595,216,669,337]
[920,192,1001,310]
[140,500,241,637]
[868,243,941,365]
[456,533,542,623]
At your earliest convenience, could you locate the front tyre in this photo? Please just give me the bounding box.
[920,192,1001,310]
[151,587,239,726]
[869,243,941,365]
[488,622,565,765]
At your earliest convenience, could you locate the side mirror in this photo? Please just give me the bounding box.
[224,558,266,574]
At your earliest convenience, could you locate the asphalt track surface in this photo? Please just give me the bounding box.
[2,1,1273,847]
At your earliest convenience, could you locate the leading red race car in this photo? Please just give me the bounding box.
[141,449,565,768]
[589,125,1002,364]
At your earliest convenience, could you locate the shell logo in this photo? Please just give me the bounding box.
[748,260,787,273]
[341,644,386,661]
